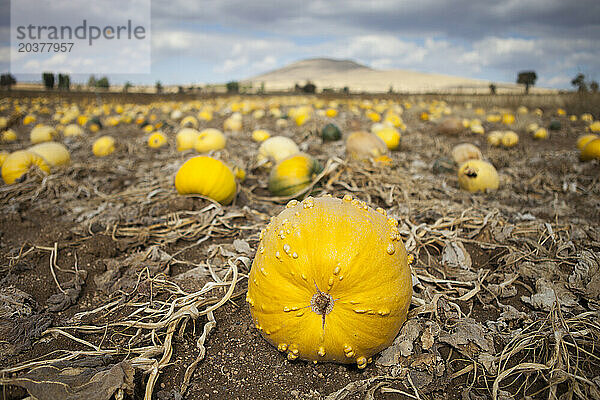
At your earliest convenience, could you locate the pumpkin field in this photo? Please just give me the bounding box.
[0,91,599,400]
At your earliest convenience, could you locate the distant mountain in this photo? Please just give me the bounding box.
[246,58,553,94]
[253,58,372,81]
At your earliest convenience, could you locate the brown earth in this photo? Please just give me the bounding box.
[0,92,599,400]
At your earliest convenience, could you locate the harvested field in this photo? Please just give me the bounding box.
[0,92,599,400]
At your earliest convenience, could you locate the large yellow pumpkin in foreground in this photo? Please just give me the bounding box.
[1,150,50,184]
[247,195,412,368]
[174,156,236,204]
[28,142,70,167]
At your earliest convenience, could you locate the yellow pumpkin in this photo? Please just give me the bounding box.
[470,124,485,135]
[501,113,515,125]
[581,113,593,122]
[346,131,388,160]
[0,117,6,129]
[195,128,226,153]
[252,129,271,142]
[181,115,199,128]
[2,129,17,142]
[533,128,548,140]
[1,150,50,184]
[451,143,482,165]
[487,131,504,146]
[366,110,381,122]
[174,156,236,204]
[23,114,36,125]
[28,142,70,167]
[458,160,499,193]
[374,126,401,150]
[580,138,600,161]
[148,132,167,148]
[526,123,539,134]
[30,125,55,144]
[257,136,300,166]
[501,131,519,148]
[588,121,600,133]
[268,153,323,196]
[577,134,599,151]
[325,108,338,118]
[92,136,116,157]
[176,128,200,152]
[198,109,213,121]
[63,124,84,137]
[224,114,243,131]
[247,195,412,368]
[486,114,502,123]
[253,109,266,120]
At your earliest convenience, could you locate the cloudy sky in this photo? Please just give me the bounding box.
[1,0,599,88]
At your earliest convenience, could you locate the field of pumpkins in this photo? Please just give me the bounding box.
[0,92,599,400]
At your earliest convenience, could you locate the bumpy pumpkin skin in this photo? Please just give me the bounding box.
[268,153,323,196]
[2,150,50,184]
[247,195,413,368]
[174,156,237,205]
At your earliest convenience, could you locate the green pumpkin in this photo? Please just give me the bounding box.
[89,116,103,129]
[549,120,561,131]
[321,123,342,141]
[268,153,323,196]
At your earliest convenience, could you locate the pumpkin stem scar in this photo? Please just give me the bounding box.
[311,281,334,330]
[465,168,478,178]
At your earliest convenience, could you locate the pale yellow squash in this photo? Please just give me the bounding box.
[458,160,499,193]
[92,136,116,157]
[501,131,519,148]
[252,129,271,142]
[176,128,200,152]
[30,124,55,144]
[247,195,412,368]
[346,131,388,160]
[2,129,17,142]
[580,138,600,161]
[28,142,70,167]
[2,150,50,184]
[195,128,226,153]
[180,115,199,128]
[148,132,167,148]
[374,126,401,150]
[257,136,300,166]
[63,124,84,137]
[451,143,482,165]
[577,134,598,151]
[174,156,236,204]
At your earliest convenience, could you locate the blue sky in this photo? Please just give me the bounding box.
[1,0,599,89]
